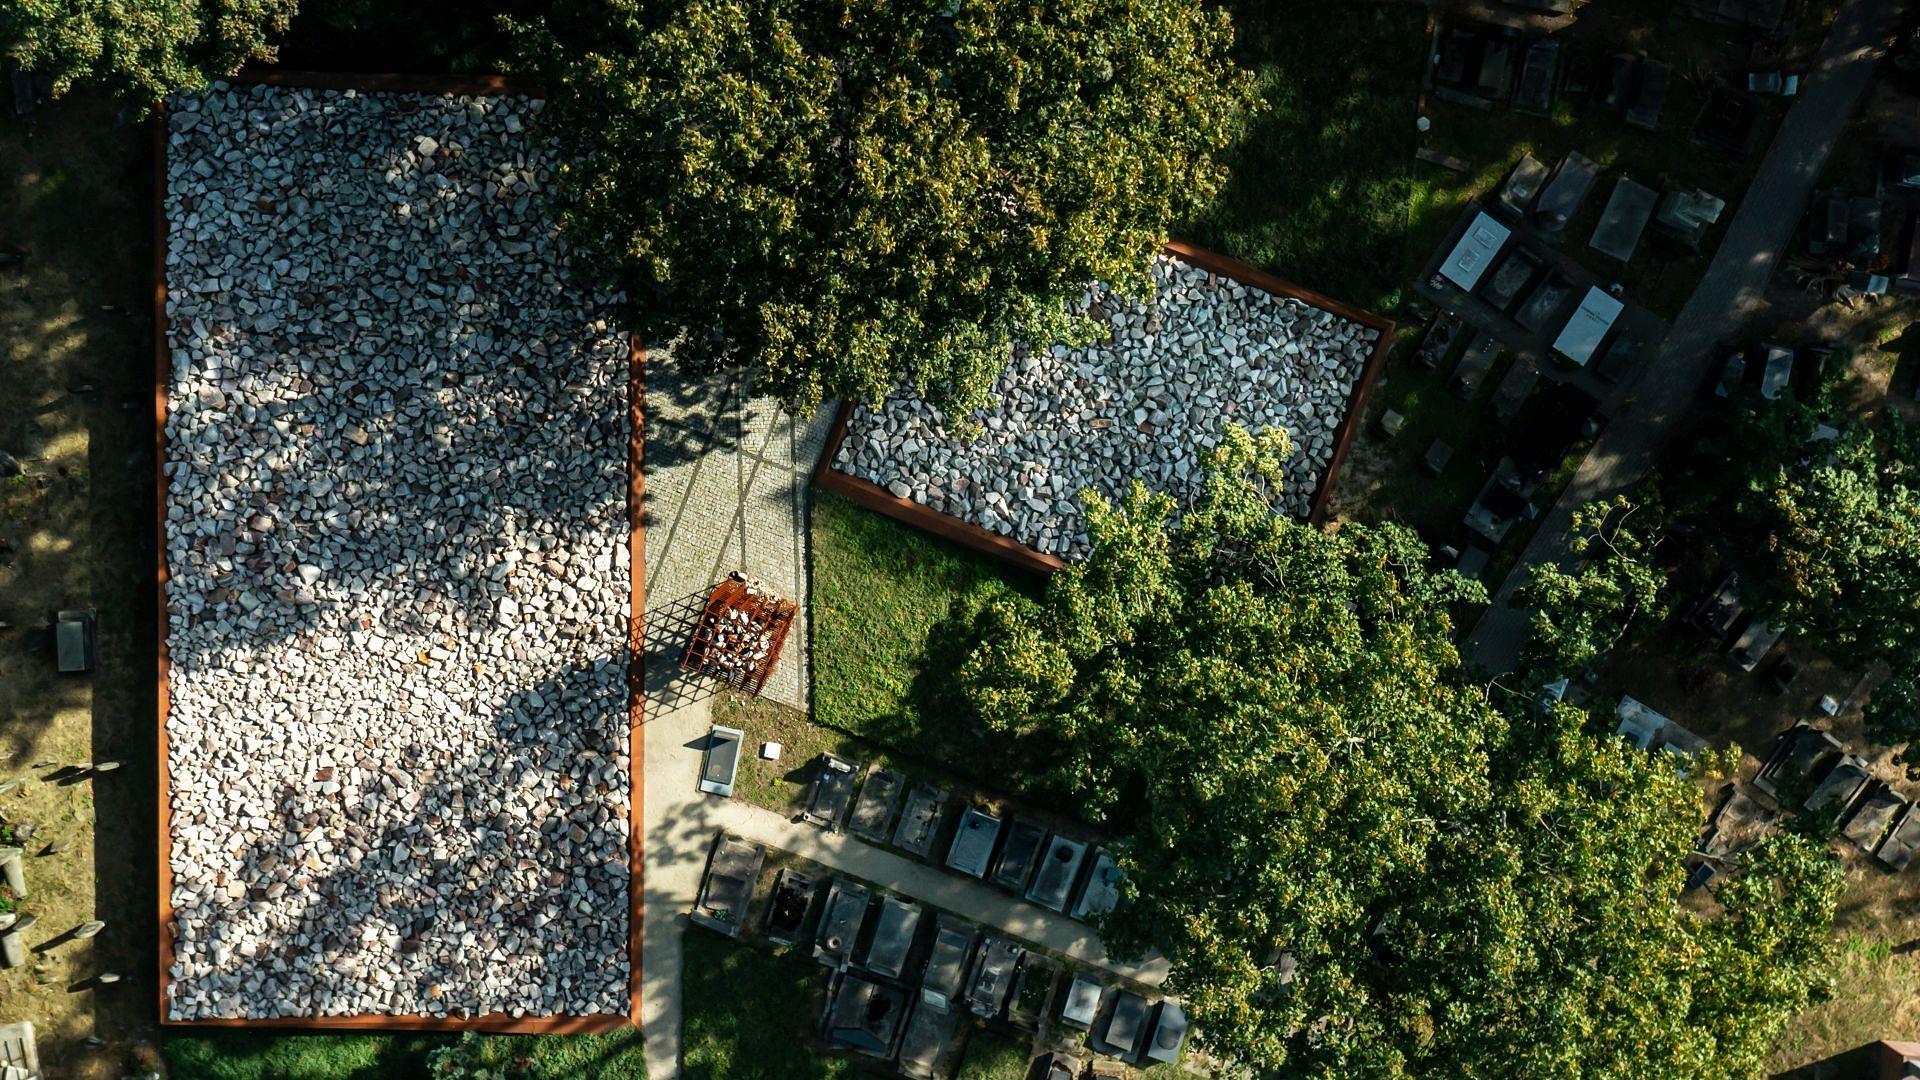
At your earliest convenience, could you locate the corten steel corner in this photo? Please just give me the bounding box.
[811,240,1397,575]
[153,71,643,1034]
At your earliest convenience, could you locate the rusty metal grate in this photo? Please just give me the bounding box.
[680,573,799,695]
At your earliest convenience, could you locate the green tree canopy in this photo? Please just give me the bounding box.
[1511,495,1671,682]
[1,0,296,101]
[1733,417,1920,747]
[959,426,1841,1076]
[517,0,1255,415]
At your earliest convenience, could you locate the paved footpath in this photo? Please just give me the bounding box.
[640,692,1169,1079]
[1466,0,1913,674]
[641,355,835,711]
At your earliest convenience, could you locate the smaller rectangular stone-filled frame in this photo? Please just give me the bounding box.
[814,241,1394,575]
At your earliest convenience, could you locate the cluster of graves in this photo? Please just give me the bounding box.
[1809,151,1920,298]
[1621,573,1920,885]
[1432,12,1789,165]
[1441,147,1717,371]
[1710,340,1836,403]
[786,753,1125,924]
[691,833,1187,1078]
[1431,23,1671,134]
[1695,721,1920,881]
[1385,305,1603,577]
[1691,572,1801,693]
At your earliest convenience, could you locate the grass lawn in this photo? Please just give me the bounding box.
[163,1034,446,1079]
[1187,3,1433,315]
[719,688,991,825]
[953,1030,1031,1080]
[1,89,166,1077]
[682,931,856,1080]
[1766,930,1920,1074]
[164,1029,650,1080]
[808,491,1048,794]
[716,689,964,822]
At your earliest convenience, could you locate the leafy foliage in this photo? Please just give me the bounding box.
[516,0,1255,416]
[1397,707,1839,1079]
[1669,369,1920,756]
[1512,495,1671,681]
[0,0,297,102]
[1742,422,1920,664]
[1731,417,1920,748]
[1896,27,1920,74]
[958,425,1842,1076]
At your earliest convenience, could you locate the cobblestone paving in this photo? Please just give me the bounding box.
[642,354,835,711]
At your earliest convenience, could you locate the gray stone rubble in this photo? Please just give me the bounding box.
[834,257,1378,556]
[160,84,631,1020]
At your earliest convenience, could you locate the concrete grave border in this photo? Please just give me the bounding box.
[152,68,645,1034]
[811,240,1395,575]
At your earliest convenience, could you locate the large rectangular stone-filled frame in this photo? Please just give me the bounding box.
[152,69,645,1034]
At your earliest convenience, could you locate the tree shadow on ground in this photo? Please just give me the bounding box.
[827,594,1075,817]
[1180,2,1425,311]
[640,353,785,475]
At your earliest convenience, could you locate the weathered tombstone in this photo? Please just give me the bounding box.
[1415,314,1462,371]
[0,847,26,897]
[54,611,98,675]
[1497,154,1551,218]
[891,784,947,857]
[7,63,34,119]
[1624,61,1671,131]
[1424,440,1455,477]
[1513,40,1560,115]
[1378,409,1407,438]
[847,768,904,842]
[1652,187,1725,250]
[1589,178,1659,263]
[1534,151,1601,234]
[1515,273,1574,334]
[1449,331,1501,397]
[1456,545,1493,581]
[0,914,34,968]
[1487,359,1541,427]
[73,920,104,941]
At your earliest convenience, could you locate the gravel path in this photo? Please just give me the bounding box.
[161,84,631,1021]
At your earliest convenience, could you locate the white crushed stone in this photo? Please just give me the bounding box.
[160,83,631,1021]
[834,257,1378,556]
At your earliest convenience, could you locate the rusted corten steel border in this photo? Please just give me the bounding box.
[154,69,643,1034]
[811,240,1396,576]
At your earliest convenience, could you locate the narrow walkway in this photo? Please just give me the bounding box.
[641,352,835,711]
[640,694,1167,1079]
[1465,0,1912,673]
[711,799,1171,985]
